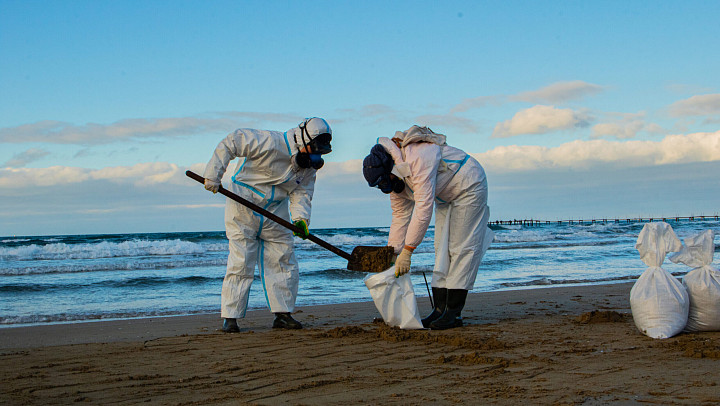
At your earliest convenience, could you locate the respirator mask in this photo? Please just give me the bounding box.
[294,119,332,169]
[372,173,406,194]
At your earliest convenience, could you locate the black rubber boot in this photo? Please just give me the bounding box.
[272,313,303,329]
[421,287,447,328]
[429,289,468,330]
[222,318,240,333]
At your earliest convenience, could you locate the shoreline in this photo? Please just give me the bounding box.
[0,279,640,345]
[1,282,633,349]
[3,281,719,405]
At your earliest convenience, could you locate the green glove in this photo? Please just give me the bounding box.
[293,219,309,239]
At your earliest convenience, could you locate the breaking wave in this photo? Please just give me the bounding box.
[0,239,227,261]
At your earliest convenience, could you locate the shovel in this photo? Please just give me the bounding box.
[186,170,394,272]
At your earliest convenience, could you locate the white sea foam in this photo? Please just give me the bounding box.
[0,257,229,276]
[492,230,553,243]
[297,232,434,248]
[0,309,215,326]
[0,239,227,261]
[296,234,387,247]
[0,238,32,243]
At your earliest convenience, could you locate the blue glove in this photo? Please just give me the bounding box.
[293,219,309,239]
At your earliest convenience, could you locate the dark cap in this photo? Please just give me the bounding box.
[362,144,394,191]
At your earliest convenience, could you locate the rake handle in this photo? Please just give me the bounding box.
[186,170,352,261]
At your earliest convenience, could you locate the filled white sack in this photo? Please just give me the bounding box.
[630,222,688,339]
[364,266,424,330]
[670,229,720,332]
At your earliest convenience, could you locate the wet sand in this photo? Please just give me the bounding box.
[1,282,719,405]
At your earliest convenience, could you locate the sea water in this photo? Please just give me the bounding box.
[1,220,718,326]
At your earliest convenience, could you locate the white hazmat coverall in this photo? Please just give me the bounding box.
[378,127,493,290]
[204,127,316,318]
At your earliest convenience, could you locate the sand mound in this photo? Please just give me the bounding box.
[660,335,720,359]
[318,323,510,350]
[574,310,627,324]
[317,325,368,338]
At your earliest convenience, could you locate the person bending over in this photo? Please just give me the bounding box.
[362,125,493,330]
[204,117,333,332]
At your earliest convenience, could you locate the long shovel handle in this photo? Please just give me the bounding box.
[186,170,352,261]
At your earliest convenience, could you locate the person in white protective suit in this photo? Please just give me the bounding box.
[362,125,492,330]
[203,117,333,332]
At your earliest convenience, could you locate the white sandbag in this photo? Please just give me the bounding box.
[670,229,720,332]
[630,222,688,339]
[364,266,423,329]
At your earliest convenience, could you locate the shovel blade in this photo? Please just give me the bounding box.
[347,246,395,273]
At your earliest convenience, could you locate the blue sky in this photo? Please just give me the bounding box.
[1,1,719,236]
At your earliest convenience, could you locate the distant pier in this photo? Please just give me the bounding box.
[491,215,720,227]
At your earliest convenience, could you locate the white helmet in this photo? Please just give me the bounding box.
[292,117,332,148]
[290,117,333,169]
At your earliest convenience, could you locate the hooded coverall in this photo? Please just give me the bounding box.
[204,128,315,318]
[378,127,493,290]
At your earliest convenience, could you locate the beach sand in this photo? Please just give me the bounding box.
[1,282,719,405]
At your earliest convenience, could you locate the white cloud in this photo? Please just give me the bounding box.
[475,130,720,172]
[668,94,720,117]
[450,96,503,113]
[492,105,591,138]
[509,81,604,104]
[0,162,193,188]
[644,123,666,134]
[3,132,720,235]
[489,160,720,221]
[413,114,480,134]
[0,112,303,145]
[0,166,89,187]
[0,159,361,191]
[2,148,50,167]
[449,81,604,113]
[3,131,720,190]
[591,112,656,140]
[75,203,225,215]
[92,162,185,185]
[592,122,644,139]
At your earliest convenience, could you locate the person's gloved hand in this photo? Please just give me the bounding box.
[204,178,221,193]
[395,247,413,277]
[293,219,309,239]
